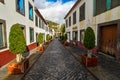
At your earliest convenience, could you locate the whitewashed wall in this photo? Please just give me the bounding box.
[0,0,49,52]
[65,0,120,45]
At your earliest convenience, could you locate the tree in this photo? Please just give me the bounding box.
[83,27,95,57]
[37,33,43,45]
[60,24,65,34]
[37,33,44,51]
[9,23,26,62]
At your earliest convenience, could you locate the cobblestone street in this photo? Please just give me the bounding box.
[23,39,96,80]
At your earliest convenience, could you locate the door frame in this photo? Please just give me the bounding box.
[97,19,120,59]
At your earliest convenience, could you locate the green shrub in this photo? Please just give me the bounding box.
[9,24,26,54]
[37,33,43,44]
[50,36,52,40]
[46,34,50,41]
[61,34,64,40]
[64,34,67,40]
[83,27,95,50]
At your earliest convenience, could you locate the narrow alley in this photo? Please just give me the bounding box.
[1,0,120,80]
[23,39,96,80]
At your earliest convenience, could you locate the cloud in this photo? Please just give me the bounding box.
[34,0,76,24]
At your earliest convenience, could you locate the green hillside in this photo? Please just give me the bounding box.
[46,20,59,28]
[46,20,59,32]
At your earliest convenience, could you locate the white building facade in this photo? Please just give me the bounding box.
[0,0,49,67]
[64,0,120,61]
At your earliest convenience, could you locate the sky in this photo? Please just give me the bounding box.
[34,0,77,24]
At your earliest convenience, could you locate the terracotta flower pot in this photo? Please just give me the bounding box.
[8,58,29,74]
[61,40,65,44]
[81,54,98,67]
[8,63,23,74]
[64,41,68,46]
[45,41,50,45]
[37,45,44,51]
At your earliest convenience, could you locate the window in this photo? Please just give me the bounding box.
[29,28,34,42]
[0,19,7,49]
[0,24,3,48]
[73,11,76,24]
[80,3,85,21]
[93,0,96,16]
[68,32,70,41]
[97,0,106,15]
[94,0,120,16]
[80,30,85,44]
[42,22,44,29]
[35,15,38,27]
[29,3,33,20]
[0,0,4,3]
[111,0,120,8]
[69,16,71,26]
[106,0,112,10]
[36,33,38,46]
[39,19,41,28]
[66,19,68,28]
[16,0,25,15]
[94,0,106,16]
[73,31,78,41]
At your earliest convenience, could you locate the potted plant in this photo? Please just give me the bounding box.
[8,23,27,74]
[37,33,44,51]
[50,36,53,42]
[64,33,68,46]
[81,27,98,67]
[46,34,50,45]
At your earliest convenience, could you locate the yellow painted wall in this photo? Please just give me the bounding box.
[95,6,120,25]
[79,21,85,29]
[118,7,120,18]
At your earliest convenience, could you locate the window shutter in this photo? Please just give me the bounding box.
[111,0,120,8]
[106,0,112,10]
[93,0,96,16]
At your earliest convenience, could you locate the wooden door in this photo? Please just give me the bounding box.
[100,25,117,57]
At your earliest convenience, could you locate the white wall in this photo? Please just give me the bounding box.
[0,0,50,52]
[65,0,120,45]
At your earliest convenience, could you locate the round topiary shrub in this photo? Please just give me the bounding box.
[46,34,50,42]
[9,23,26,62]
[83,27,95,50]
[37,33,43,45]
[9,24,26,54]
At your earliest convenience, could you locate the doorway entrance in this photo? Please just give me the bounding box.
[100,24,117,57]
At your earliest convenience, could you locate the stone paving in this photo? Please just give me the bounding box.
[0,50,43,80]
[98,53,120,79]
[66,43,120,80]
[23,39,96,80]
